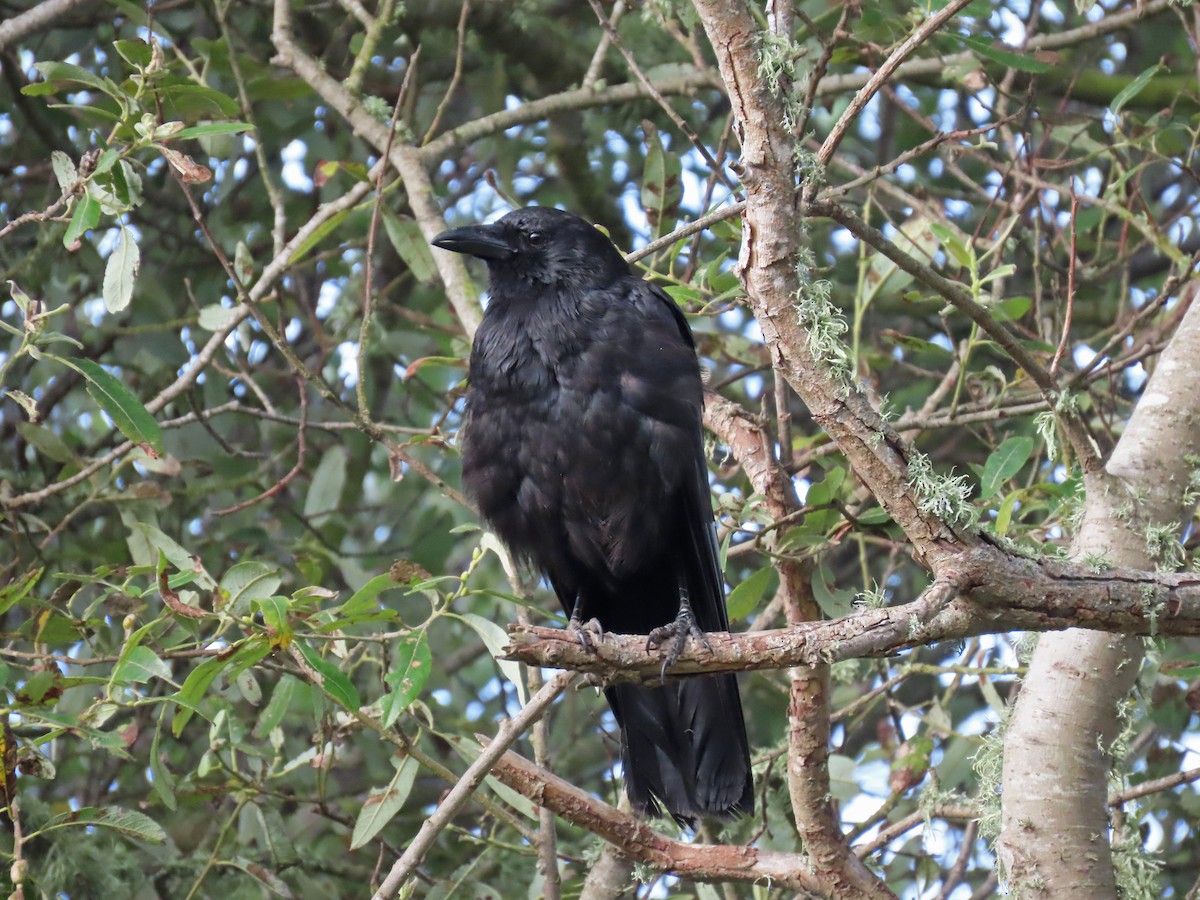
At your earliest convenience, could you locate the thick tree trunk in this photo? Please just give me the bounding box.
[999,298,1200,895]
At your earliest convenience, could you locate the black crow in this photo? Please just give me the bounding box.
[432,206,753,821]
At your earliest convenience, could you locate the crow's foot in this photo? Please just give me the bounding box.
[568,614,604,653]
[646,602,711,678]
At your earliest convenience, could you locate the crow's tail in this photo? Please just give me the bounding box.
[606,672,753,823]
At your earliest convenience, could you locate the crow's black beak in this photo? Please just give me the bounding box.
[431,223,516,261]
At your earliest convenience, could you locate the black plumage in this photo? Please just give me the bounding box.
[432,207,753,821]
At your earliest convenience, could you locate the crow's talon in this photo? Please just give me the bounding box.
[568,615,604,653]
[646,605,711,676]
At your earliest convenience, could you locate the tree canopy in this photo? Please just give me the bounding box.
[2,0,1200,897]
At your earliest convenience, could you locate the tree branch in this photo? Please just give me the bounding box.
[371,671,579,899]
[504,544,1200,679]
[485,746,830,893]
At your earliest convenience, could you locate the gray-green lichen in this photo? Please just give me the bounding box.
[906,450,978,526]
[793,248,849,383]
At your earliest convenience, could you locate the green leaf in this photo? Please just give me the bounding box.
[296,641,360,711]
[1163,653,1200,681]
[994,488,1021,536]
[61,357,163,454]
[63,194,101,248]
[978,263,1016,285]
[28,61,119,98]
[288,207,354,264]
[150,710,177,810]
[242,802,299,867]
[112,39,154,68]
[50,150,76,192]
[350,756,418,849]
[197,303,242,332]
[640,120,682,238]
[135,527,215,590]
[40,806,167,844]
[20,709,131,756]
[726,566,776,621]
[991,295,1031,323]
[957,35,1051,74]
[154,78,240,118]
[92,147,121,177]
[806,466,846,506]
[827,754,859,803]
[445,735,537,820]
[227,636,272,679]
[110,646,171,686]
[305,444,347,521]
[662,284,702,304]
[169,121,254,140]
[461,613,527,705]
[196,304,241,333]
[235,668,262,705]
[383,211,437,284]
[103,227,140,312]
[20,423,76,466]
[223,856,295,896]
[172,653,233,736]
[382,631,431,727]
[1112,63,1165,116]
[980,435,1034,500]
[254,595,290,631]
[253,675,300,738]
[881,332,953,356]
[813,565,854,618]
[928,223,974,271]
[341,573,402,617]
[220,561,283,615]
[0,569,42,617]
[104,160,132,208]
[6,279,32,312]
[28,611,82,646]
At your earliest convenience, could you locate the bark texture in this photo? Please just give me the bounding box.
[998,298,1200,895]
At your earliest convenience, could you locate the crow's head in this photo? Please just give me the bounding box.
[432,207,628,290]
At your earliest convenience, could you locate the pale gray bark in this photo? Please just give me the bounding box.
[999,299,1200,895]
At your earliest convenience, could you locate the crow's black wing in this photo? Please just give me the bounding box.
[587,278,754,820]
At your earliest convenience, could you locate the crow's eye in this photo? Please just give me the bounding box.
[527,231,545,247]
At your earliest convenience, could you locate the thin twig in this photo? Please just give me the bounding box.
[816,0,975,168]
[213,381,309,517]
[361,48,421,417]
[1107,765,1200,806]
[371,671,579,899]
[582,0,625,89]
[345,0,396,94]
[422,2,470,144]
[585,0,739,195]
[625,200,746,264]
[1051,186,1079,376]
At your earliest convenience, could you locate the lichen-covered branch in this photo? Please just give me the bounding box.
[504,545,1200,679]
[705,392,889,897]
[689,0,971,569]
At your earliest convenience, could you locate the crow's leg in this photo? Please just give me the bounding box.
[646,581,712,678]
[567,593,604,653]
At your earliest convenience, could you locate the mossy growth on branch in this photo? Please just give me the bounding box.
[793,247,850,384]
[905,450,978,527]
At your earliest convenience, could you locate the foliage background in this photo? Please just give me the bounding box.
[2,0,1200,897]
